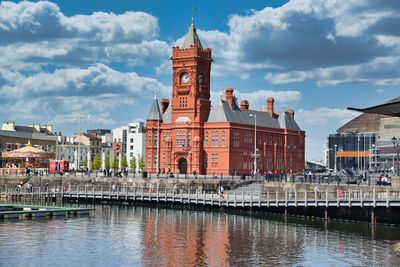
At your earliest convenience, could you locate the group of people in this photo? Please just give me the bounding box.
[102,168,128,178]
[376,174,389,186]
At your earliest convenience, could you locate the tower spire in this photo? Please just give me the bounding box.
[181,6,202,49]
[191,5,196,26]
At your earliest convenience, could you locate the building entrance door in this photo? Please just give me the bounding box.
[178,158,187,174]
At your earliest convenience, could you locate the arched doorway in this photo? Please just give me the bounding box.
[178,158,187,174]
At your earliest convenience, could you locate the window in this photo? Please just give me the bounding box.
[175,131,187,147]
[130,145,133,150]
[130,152,133,157]
[221,130,225,146]
[179,97,188,107]
[154,132,158,146]
[148,133,152,147]
[211,131,219,147]
[130,138,134,143]
[244,132,253,144]
[204,131,209,147]
[233,131,240,147]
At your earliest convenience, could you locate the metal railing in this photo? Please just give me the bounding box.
[1,184,400,206]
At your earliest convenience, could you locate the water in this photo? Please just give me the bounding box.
[1,201,400,266]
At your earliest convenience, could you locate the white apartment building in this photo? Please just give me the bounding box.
[112,122,145,171]
[56,136,112,170]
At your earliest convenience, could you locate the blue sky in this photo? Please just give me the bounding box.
[0,0,399,161]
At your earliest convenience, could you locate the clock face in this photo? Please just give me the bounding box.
[181,72,190,84]
[198,74,203,84]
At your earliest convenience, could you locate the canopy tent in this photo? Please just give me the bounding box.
[1,144,55,169]
[348,98,400,117]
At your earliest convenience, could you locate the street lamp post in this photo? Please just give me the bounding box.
[372,144,376,173]
[287,145,296,182]
[249,113,257,176]
[392,136,400,176]
[334,144,337,173]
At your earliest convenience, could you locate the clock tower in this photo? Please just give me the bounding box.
[171,18,212,124]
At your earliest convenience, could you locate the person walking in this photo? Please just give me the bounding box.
[314,184,320,199]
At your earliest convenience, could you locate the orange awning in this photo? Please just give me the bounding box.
[336,151,370,157]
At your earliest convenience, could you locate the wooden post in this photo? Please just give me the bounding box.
[336,189,339,207]
[242,189,245,207]
[324,207,329,220]
[371,207,376,224]
[275,190,278,207]
[348,189,351,207]
[305,190,308,207]
[386,187,389,208]
[373,188,376,207]
[325,189,328,207]
[285,190,288,207]
[250,188,253,207]
[157,184,159,202]
[360,189,363,207]
[295,189,297,207]
[267,189,270,207]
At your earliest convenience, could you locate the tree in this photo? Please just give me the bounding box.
[105,153,111,169]
[130,156,137,172]
[121,155,128,169]
[82,158,88,169]
[93,154,101,170]
[138,154,145,170]
[112,157,119,170]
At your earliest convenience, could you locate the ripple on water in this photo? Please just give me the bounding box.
[0,203,400,266]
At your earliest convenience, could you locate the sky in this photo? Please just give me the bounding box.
[0,0,399,161]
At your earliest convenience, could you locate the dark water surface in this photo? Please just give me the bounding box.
[1,201,400,266]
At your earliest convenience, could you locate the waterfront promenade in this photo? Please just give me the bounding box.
[2,182,400,224]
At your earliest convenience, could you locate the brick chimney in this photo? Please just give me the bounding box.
[267,96,275,116]
[286,108,295,118]
[240,100,249,110]
[161,98,169,114]
[225,88,234,109]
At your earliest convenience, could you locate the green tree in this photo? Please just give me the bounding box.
[138,154,145,170]
[130,156,137,172]
[112,157,119,170]
[105,153,111,169]
[121,155,128,169]
[82,158,88,169]
[92,154,101,170]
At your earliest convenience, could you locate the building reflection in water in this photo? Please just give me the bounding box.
[143,208,230,266]
[141,207,307,266]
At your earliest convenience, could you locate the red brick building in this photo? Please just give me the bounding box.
[146,20,305,175]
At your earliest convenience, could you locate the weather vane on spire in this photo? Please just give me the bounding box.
[192,4,196,26]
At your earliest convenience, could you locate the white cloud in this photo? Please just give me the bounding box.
[210,88,301,110]
[183,0,400,86]
[265,71,311,84]
[0,1,170,70]
[296,107,358,126]
[0,63,169,99]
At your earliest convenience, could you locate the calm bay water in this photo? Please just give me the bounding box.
[1,201,400,266]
